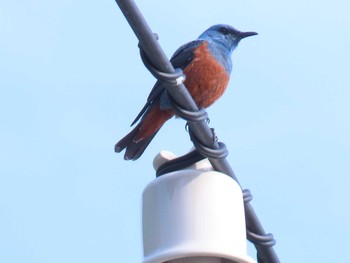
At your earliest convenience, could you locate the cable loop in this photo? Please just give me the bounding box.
[165,92,208,123]
[243,189,253,203]
[188,128,228,159]
[247,231,276,247]
[139,45,185,86]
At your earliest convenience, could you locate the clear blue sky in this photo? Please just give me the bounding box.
[1,0,349,262]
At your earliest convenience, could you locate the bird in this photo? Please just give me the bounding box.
[115,24,257,160]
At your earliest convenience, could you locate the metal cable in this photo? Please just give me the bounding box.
[114,1,280,262]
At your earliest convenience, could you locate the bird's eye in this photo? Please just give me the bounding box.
[219,27,229,35]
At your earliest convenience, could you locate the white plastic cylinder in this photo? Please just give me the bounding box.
[141,166,256,263]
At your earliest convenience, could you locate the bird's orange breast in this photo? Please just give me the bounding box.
[182,42,230,108]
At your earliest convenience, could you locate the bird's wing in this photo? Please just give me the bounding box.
[170,39,204,69]
[130,40,205,126]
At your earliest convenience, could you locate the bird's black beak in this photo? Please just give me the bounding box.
[240,31,258,39]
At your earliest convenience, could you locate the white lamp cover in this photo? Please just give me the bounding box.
[142,154,256,263]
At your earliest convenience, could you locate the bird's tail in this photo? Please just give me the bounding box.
[115,123,159,160]
[115,105,174,160]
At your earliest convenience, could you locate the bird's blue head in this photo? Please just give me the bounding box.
[198,24,257,55]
